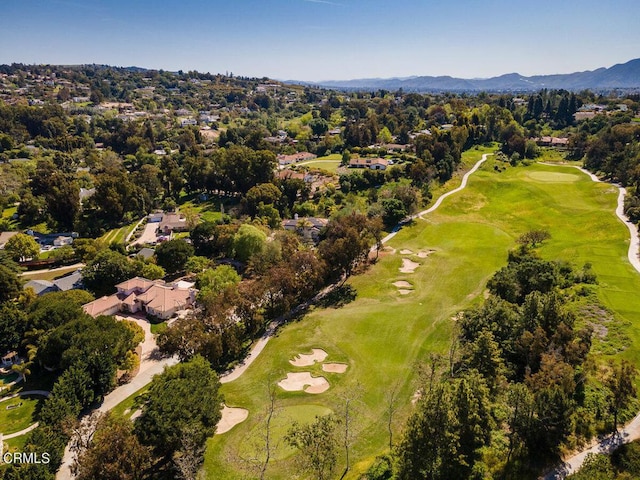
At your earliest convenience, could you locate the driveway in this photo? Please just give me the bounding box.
[132,222,159,246]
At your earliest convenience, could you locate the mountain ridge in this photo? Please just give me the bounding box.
[301,58,640,92]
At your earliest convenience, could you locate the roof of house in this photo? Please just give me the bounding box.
[24,279,59,296]
[349,157,389,167]
[159,212,188,231]
[82,295,123,317]
[136,248,156,260]
[52,270,83,292]
[136,284,192,314]
[115,276,160,292]
[2,351,18,361]
[282,217,329,230]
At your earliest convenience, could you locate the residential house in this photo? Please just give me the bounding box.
[24,270,84,296]
[24,279,59,296]
[282,216,329,244]
[277,152,317,167]
[82,277,197,320]
[158,212,190,235]
[1,351,19,367]
[349,158,389,170]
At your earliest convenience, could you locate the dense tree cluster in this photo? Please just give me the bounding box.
[393,245,635,479]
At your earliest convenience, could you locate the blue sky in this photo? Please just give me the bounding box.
[1,0,639,81]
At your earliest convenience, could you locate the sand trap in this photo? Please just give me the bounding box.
[399,259,420,273]
[393,281,413,288]
[398,289,413,295]
[417,250,435,258]
[400,249,414,255]
[278,372,330,394]
[290,348,328,367]
[216,405,249,434]
[322,363,348,374]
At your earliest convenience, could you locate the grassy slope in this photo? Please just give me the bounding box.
[205,154,640,479]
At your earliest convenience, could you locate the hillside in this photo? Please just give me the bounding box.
[310,58,640,92]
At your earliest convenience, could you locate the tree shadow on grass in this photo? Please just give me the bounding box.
[316,284,357,309]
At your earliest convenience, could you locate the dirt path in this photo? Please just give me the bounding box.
[541,163,640,479]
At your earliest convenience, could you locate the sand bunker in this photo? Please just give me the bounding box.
[278,372,330,394]
[417,250,435,258]
[393,281,413,288]
[398,289,413,295]
[400,249,414,255]
[290,348,328,367]
[399,259,420,273]
[322,363,348,373]
[216,405,249,434]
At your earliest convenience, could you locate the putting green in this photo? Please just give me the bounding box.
[205,156,640,479]
[525,170,580,183]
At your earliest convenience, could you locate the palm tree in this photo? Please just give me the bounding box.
[11,360,32,383]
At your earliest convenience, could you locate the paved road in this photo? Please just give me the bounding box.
[541,163,640,479]
[56,340,177,480]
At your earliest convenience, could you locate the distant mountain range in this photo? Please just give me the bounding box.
[302,58,640,93]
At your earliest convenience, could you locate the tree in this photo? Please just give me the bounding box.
[82,249,136,297]
[27,289,94,333]
[285,414,340,480]
[233,224,267,262]
[196,265,241,301]
[380,197,407,227]
[0,302,26,353]
[517,229,551,247]
[135,355,223,459]
[75,413,152,480]
[5,232,40,262]
[0,263,23,303]
[155,239,194,274]
[606,360,638,432]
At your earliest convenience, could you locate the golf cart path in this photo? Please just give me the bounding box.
[380,153,491,244]
[223,154,493,383]
[541,163,640,479]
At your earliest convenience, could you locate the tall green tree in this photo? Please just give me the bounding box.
[4,232,40,262]
[135,356,223,459]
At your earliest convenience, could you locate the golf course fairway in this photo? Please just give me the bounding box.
[204,154,640,479]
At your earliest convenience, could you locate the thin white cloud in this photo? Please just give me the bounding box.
[302,0,343,6]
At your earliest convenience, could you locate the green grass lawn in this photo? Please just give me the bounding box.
[204,155,640,479]
[21,265,81,282]
[111,384,150,419]
[0,395,42,435]
[99,220,140,245]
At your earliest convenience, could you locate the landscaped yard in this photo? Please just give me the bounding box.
[99,220,140,245]
[0,395,42,435]
[21,265,81,282]
[204,152,640,479]
[295,153,342,173]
